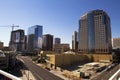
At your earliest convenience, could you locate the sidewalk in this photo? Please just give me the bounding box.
[21,70,36,80]
[50,70,70,80]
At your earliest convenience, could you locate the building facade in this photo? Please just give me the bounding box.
[0,50,16,70]
[78,10,112,53]
[112,38,120,49]
[9,29,25,51]
[27,25,43,52]
[24,35,27,50]
[53,44,70,53]
[0,41,3,50]
[0,50,7,69]
[46,53,112,69]
[72,31,78,51]
[42,34,53,51]
[54,38,61,44]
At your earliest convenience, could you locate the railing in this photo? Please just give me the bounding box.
[0,70,21,80]
[109,69,120,80]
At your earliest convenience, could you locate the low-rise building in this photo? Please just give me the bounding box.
[0,50,8,69]
[46,54,91,69]
[0,49,16,69]
[4,51,16,68]
[46,53,112,69]
[112,38,120,49]
[53,44,70,53]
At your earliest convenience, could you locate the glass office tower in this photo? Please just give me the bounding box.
[42,34,53,51]
[54,38,61,44]
[78,10,112,53]
[27,25,43,51]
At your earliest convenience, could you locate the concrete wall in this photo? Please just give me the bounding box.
[88,54,112,62]
[47,54,91,68]
[47,53,112,69]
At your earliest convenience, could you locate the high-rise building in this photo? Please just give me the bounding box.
[24,35,27,50]
[72,31,78,50]
[42,34,53,51]
[0,41,3,50]
[27,25,43,51]
[54,38,61,44]
[78,10,112,53]
[9,29,25,51]
[112,38,120,49]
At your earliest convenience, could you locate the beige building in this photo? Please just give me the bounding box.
[112,38,120,49]
[78,10,112,53]
[0,41,3,50]
[46,53,112,69]
[53,44,70,53]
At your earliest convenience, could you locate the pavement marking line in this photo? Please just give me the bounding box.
[32,71,44,80]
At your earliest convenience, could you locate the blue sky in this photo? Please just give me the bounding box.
[0,0,120,47]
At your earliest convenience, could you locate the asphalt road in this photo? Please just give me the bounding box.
[92,64,119,80]
[19,56,64,80]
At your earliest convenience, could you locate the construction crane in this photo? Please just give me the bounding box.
[0,24,19,31]
[0,24,19,51]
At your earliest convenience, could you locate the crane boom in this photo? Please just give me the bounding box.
[0,24,19,31]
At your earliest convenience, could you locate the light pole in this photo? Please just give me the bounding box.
[27,70,29,80]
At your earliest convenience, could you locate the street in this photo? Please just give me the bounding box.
[19,56,64,80]
[92,64,119,80]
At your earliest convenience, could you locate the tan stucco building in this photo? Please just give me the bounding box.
[112,38,120,49]
[46,53,112,69]
[53,44,70,53]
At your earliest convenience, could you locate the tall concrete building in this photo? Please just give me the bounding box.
[24,35,27,50]
[27,25,43,52]
[78,10,112,53]
[54,38,61,44]
[112,38,120,49]
[42,34,53,51]
[9,29,25,51]
[0,41,3,50]
[72,31,78,50]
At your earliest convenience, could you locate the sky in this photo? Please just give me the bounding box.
[0,0,120,47]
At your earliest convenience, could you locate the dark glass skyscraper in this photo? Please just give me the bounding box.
[78,10,112,53]
[27,25,43,51]
[42,34,53,51]
[54,38,61,44]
